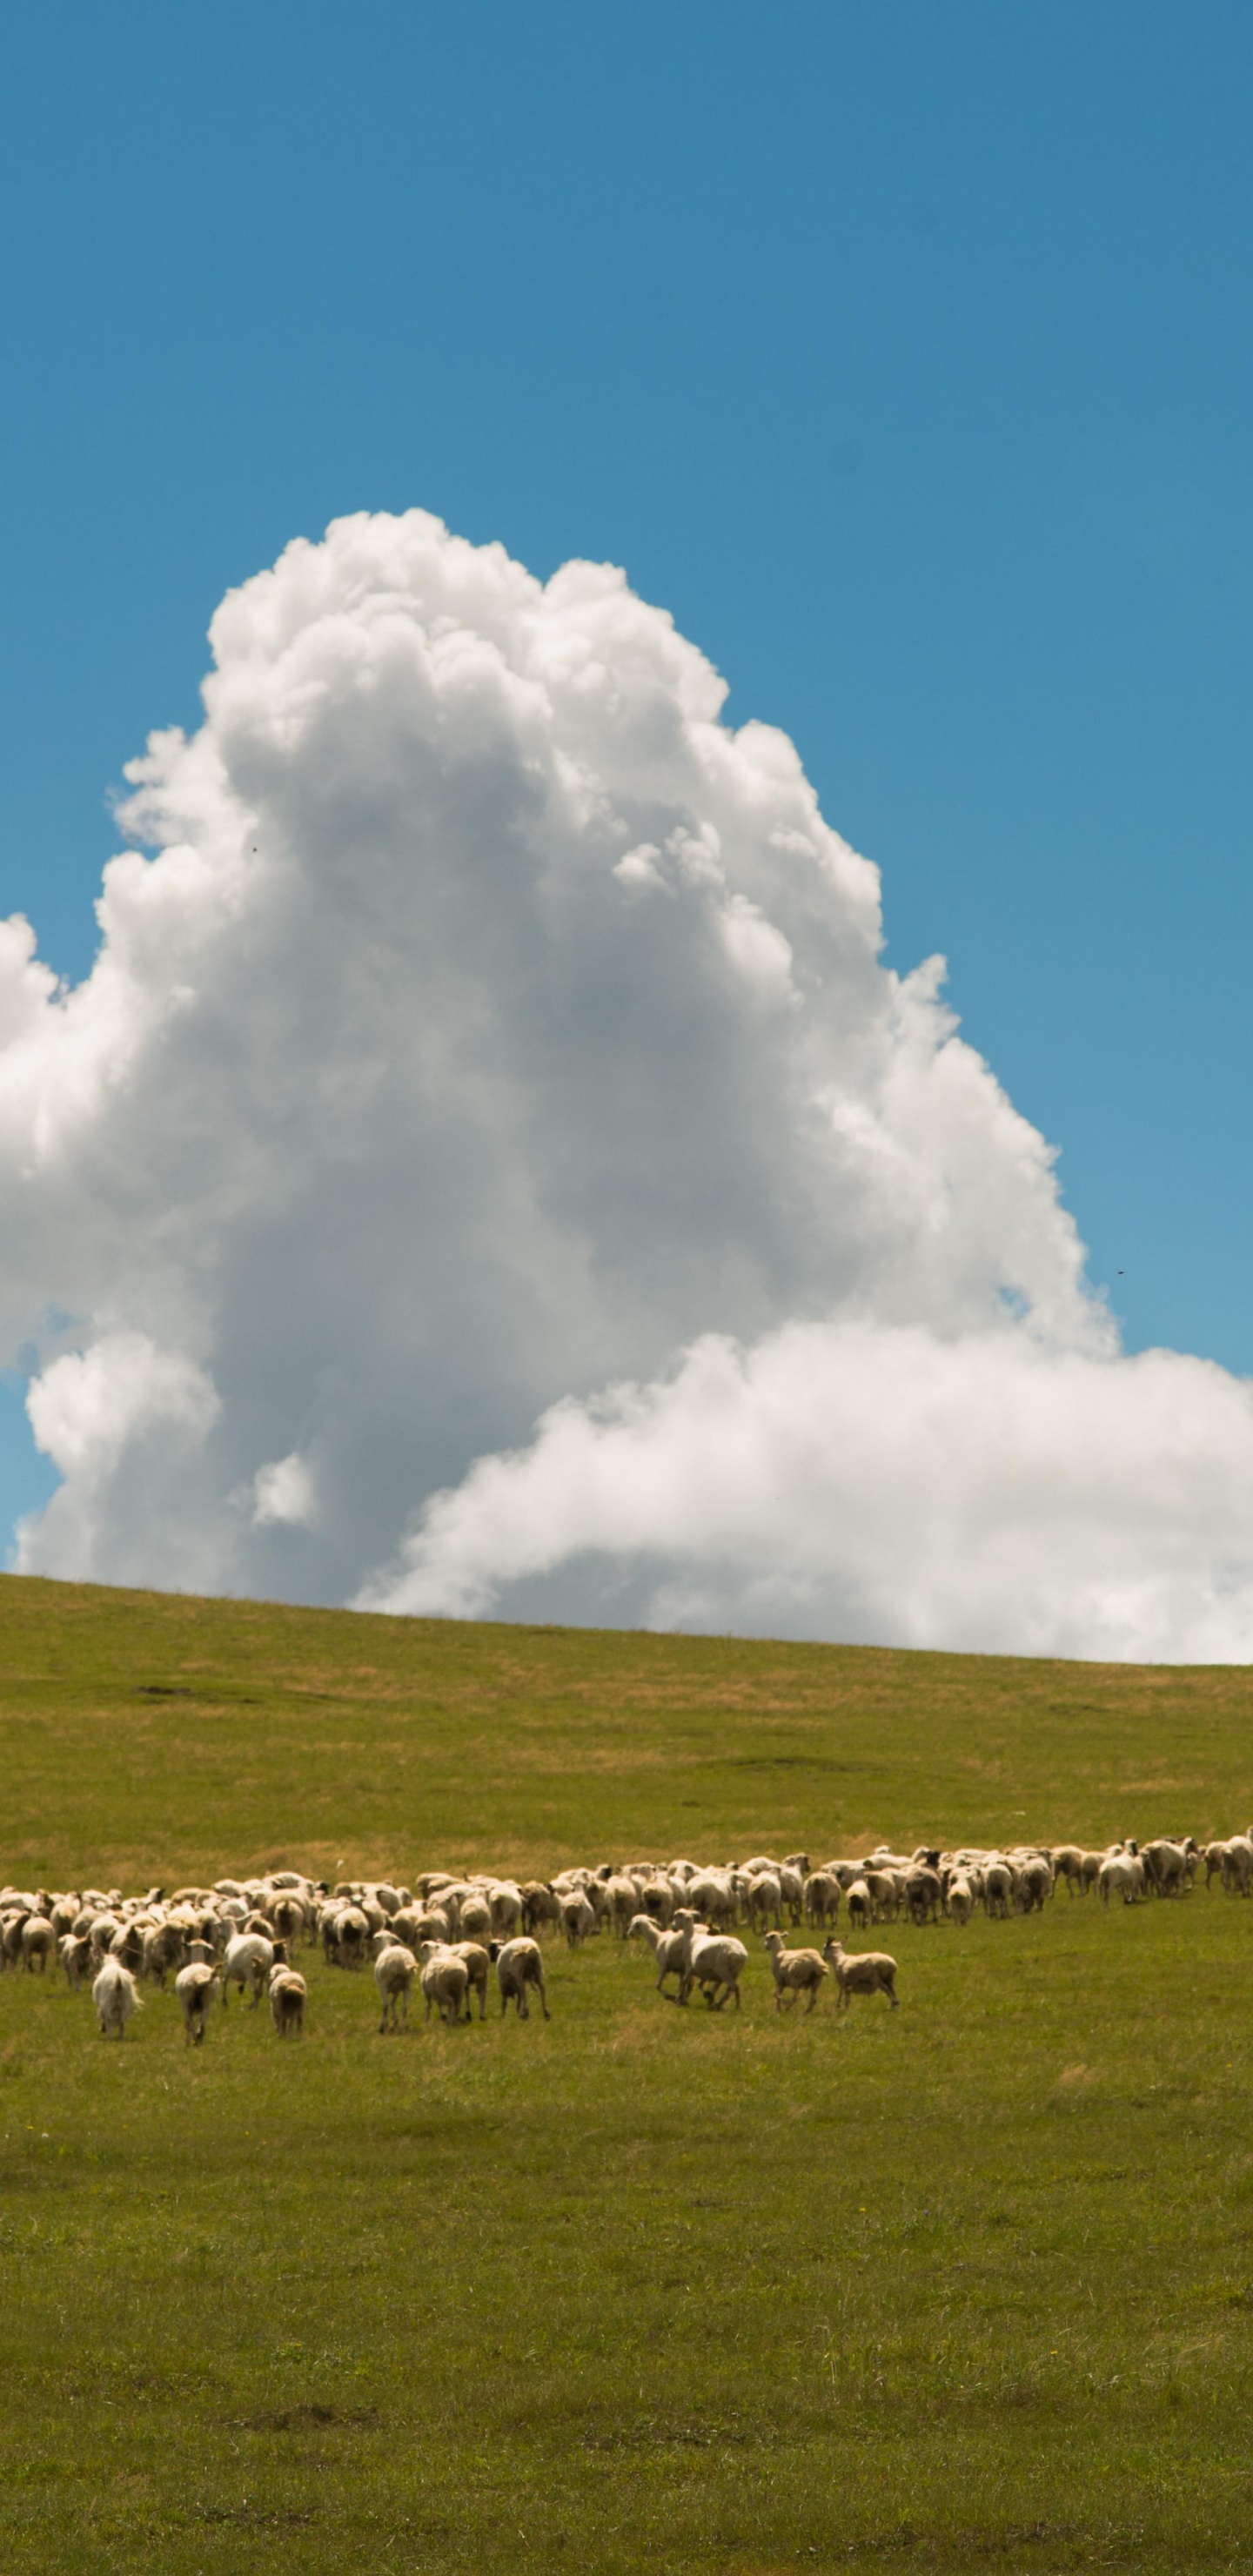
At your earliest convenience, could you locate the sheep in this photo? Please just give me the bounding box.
[559,1889,596,1949]
[945,1872,975,1926]
[628,1911,688,1999]
[747,1872,784,1935]
[1052,1844,1085,1895]
[821,1938,899,2010]
[222,1931,274,2007]
[20,1915,57,1973]
[863,1868,902,1923]
[846,1879,872,1933]
[604,1874,640,1938]
[672,1909,748,2010]
[762,1930,828,2013]
[1016,1855,1052,1914]
[270,1965,307,2037]
[521,1881,560,1936]
[1099,1853,1142,1906]
[419,1942,470,2024]
[174,1961,220,2045]
[777,1863,806,1927]
[141,1920,186,1988]
[452,1941,492,2021]
[983,1862,1013,1920]
[487,1882,524,1939]
[492,1935,551,2020]
[904,1867,941,1926]
[803,1870,842,1929]
[92,1956,141,2038]
[458,1893,492,1943]
[373,1941,415,2033]
[60,1932,93,1988]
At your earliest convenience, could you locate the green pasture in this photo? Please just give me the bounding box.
[3,1573,1253,2572]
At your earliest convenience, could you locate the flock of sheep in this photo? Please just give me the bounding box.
[0,1828,1230,2043]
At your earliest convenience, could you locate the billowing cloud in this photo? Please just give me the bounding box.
[2,506,1250,1656]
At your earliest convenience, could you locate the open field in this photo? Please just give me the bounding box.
[3,1573,1253,2572]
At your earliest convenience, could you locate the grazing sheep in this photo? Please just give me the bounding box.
[174,1961,220,2044]
[762,1930,828,2013]
[821,1938,899,2011]
[492,1935,551,2020]
[1052,1844,1084,1895]
[92,1956,141,2038]
[269,1966,307,2037]
[628,1911,688,1999]
[373,1941,415,2033]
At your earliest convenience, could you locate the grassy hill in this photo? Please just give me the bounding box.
[3,1573,1253,2573]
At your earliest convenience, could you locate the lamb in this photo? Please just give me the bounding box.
[269,1964,307,2037]
[492,1935,551,2020]
[762,1930,828,2012]
[174,1961,220,2045]
[374,1940,416,2032]
[92,1956,141,2038]
[419,1942,470,2024]
[821,1938,899,2011]
[628,1911,688,1999]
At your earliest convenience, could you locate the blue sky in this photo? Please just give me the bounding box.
[2,2,1251,1548]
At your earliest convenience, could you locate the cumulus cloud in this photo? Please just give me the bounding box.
[0,505,1248,1656]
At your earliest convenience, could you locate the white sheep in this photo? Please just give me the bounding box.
[92,1956,141,2038]
[174,1961,220,2044]
[419,1941,470,2024]
[672,1909,747,2010]
[762,1930,828,2012]
[270,1964,307,2036]
[821,1938,899,2010]
[222,1931,274,2007]
[493,1935,551,2020]
[628,1911,687,1999]
[373,1940,415,2032]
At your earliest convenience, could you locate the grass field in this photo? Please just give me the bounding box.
[3,1573,1253,2573]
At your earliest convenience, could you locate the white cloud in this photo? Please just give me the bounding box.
[359,1323,1253,1663]
[248,1452,317,1528]
[0,504,1247,1655]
